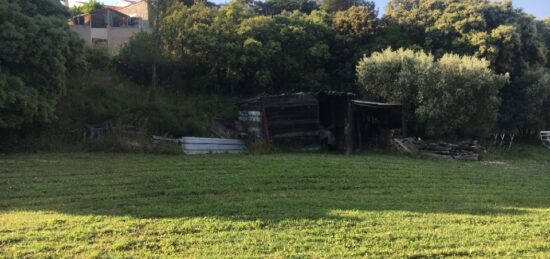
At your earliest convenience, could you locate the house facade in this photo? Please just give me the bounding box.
[67,0,152,51]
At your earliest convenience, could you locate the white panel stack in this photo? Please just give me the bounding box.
[541,131,550,148]
[180,137,246,155]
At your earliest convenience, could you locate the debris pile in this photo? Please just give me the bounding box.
[392,138,481,161]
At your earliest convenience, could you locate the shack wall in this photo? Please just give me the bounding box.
[261,94,319,140]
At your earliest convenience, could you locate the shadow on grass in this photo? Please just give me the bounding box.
[1,150,549,220]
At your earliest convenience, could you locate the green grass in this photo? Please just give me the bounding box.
[1,145,550,257]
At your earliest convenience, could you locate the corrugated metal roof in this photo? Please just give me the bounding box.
[351,100,402,108]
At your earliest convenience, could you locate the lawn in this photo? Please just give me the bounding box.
[1,145,550,257]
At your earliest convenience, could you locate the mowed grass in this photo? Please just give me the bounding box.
[1,146,550,257]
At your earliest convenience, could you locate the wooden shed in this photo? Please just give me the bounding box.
[237,92,402,153]
[351,100,402,150]
[237,92,321,145]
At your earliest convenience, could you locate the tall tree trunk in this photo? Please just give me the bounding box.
[149,0,162,101]
[152,62,157,90]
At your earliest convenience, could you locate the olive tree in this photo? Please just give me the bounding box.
[417,54,508,138]
[357,48,508,139]
[356,48,434,135]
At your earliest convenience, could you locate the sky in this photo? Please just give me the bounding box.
[101,0,549,20]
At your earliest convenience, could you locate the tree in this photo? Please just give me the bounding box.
[0,0,84,128]
[321,0,369,12]
[385,0,547,76]
[236,11,333,93]
[160,2,241,92]
[498,67,550,130]
[385,0,548,134]
[537,18,550,67]
[253,0,318,15]
[69,0,104,16]
[356,48,508,139]
[326,4,379,91]
[332,5,377,39]
[160,2,334,94]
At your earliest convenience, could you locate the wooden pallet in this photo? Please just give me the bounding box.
[541,131,550,148]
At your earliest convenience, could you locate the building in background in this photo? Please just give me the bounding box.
[67,0,151,52]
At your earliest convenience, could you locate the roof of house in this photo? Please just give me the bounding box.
[104,5,122,10]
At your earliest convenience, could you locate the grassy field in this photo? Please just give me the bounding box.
[1,145,550,257]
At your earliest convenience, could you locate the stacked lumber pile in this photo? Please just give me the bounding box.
[392,138,481,161]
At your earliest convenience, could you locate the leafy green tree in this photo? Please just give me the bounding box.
[321,0,369,12]
[332,5,377,39]
[385,0,547,75]
[161,1,241,91]
[236,11,333,93]
[499,67,550,130]
[385,0,548,133]
[161,1,335,94]
[325,3,379,90]
[253,0,318,15]
[0,0,84,128]
[538,18,550,67]
[417,54,508,138]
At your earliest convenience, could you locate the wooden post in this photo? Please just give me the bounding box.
[356,111,362,151]
[345,100,354,155]
[401,106,407,137]
[261,103,272,149]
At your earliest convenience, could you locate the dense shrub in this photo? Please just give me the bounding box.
[57,72,236,137]
[356,48,434,135]
[416,54,508,138]
[84,45,110,70]
[357,48,508,139]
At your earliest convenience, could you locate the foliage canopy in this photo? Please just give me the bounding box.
[0,0,84,129]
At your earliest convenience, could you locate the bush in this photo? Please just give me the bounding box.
[356,48,434,136]
[356,48,508,139]
[0,71,239,153]
[416,54,507,138]
[84,45,111,70]
[58,72,236,137]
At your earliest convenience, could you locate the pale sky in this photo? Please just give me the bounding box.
[100,0,549,20]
